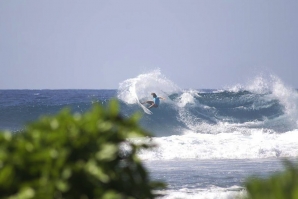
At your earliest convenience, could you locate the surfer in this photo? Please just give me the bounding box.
[142,93,165,109]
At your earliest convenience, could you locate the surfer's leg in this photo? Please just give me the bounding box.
[142,101,154,105]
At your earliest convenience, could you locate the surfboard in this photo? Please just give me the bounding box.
[132,89,152,115]
[137,101,153,115]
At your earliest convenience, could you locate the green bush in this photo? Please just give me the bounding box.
[0,100,164,199]
[244,160,298,199]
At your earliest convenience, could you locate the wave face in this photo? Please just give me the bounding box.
[117,70,298,160]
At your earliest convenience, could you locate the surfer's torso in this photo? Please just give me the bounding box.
[153,97,160,106]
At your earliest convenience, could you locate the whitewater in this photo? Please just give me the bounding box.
[1,69,298,198]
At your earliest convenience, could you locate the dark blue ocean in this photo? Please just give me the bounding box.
[1,70,298,198]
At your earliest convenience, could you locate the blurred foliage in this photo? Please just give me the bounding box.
[244,160,298,199]
[0,100,164,199]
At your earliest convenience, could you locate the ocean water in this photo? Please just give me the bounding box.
[1,70,298,198]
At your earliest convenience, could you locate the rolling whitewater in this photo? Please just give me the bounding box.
[1,70,298,198]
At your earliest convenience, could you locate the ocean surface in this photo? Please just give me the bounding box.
[1,70,298,198]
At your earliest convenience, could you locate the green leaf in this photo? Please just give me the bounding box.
[108,99,119,117]
[96,143,118,161]
[8,187,35,199]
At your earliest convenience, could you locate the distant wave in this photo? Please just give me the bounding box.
[0,90,114,131]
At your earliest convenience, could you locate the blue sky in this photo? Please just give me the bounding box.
[1,0,298,89]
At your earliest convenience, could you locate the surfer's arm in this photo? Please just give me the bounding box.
[159,97,165,100]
